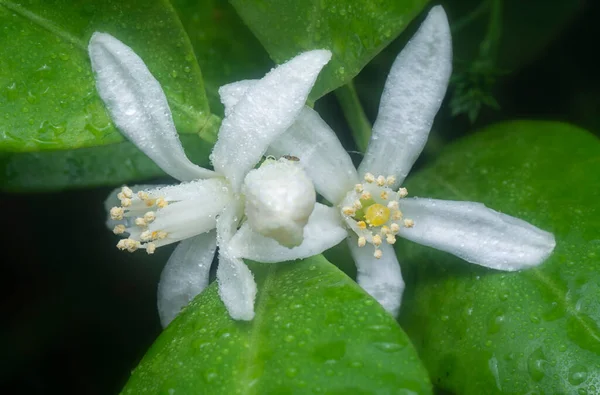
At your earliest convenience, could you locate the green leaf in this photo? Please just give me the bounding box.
[0,133,216,192]
[172,0,273,115]
[230,0,430,100]
[122,255,432,394]
[0,0,212,152]
[397,121,600,394]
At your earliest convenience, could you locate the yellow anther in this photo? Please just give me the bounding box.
[113,224,126,235]
[386,234,396,245]
[353,200,363,210]
[140,230,153,241]
[376,175,386,186]
[398,187,408,198]
[365,204,390,227]
[134,217,147,227]
[342,206,356,216]
[110,207,124,220]
[390,223,400,233]
[117,192,126,200]
[157,231,168,240]
[116,239,127,250]
[120,197,132,207]
[121,186,133,198]
[372,234,382,246]
[386,176,396,186]
[357,221,367,229]
[358,236,366,247]
[143,211,156,223]
[354,184,364,193]
[156,197,169,208]
[404,219,414,228]
[360,191,372,200]
[145,199,156,207]
[138,191,150,200]
[387,201,399,210]
[392,210,403,220]
[117,238,140,252]
[374,249,383,259]
[364,173,375,183]
[380,191,389,200]
[146,243,156,255]
[381,225,390,235]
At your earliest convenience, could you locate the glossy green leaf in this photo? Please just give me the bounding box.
[397,121,600,394]
[0,0,212,152]
[0,133,216,192]
[123,255,432,394]
[172,0,272,115]
[230,0,430,100]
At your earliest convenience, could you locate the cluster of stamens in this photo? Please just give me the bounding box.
[341,173,414,259]
[110,186,170,254]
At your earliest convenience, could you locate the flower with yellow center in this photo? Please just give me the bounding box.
[90,33,346,325]
[221,6,555,317]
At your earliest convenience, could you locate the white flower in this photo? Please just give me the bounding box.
[89,33,347,325]
[220,6,556,317]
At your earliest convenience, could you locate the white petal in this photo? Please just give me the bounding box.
[269,107,359,204]
[216,252,257,321]
[228,203,347,262]
[88,33,215,181]
[157,231,217,327]
[347,236,404,317]
[219,80,258,117]
[358,6,452,187]
[243,159,316,247]
[398,198,556,270]
[210,50,332,191]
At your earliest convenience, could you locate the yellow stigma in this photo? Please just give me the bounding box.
[365,204,390,227]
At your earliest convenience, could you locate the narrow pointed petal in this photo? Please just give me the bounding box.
[227,204,347,262]
[216,252,257,321]
[219,79,258,117]
[157,231,217,327]
[215,198,256,320]
[88,33,215,181]
[347,237,404,317]
[358,6,452,187]
[398,198,556,270]
[219,80,358,204]
[210,50,332,191]
[269,107,359,204]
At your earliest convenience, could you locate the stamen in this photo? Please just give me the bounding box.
[364,173,375,183]
[354,184,364,193]
[353,200,363,210]
[138,191,150,200]
[121,186,133,198]
[156,197,169,208]
[387,201,399,210]
[372,234,382,246]
[342,206,356,216]
[390,223,400,233]
[380,226,390,235]
[360,191,372,200]
[358,237,366,247]
[376,175,386,186]
[146,243,156,255]
[135,217,147,227]
[140,230,153,242]
[117,238,140,253]
[110,207,124,220]
[357,221,367,229]
[120,197,132,207]
[374,249,383,259]
[380,191,389,200]
[392,210,403,220]
[386,234,396,244]
[386,176,396,186]
[113,224,126,235]
[143,212,156,223]
[398,188,408,198]
[404,219,414,228]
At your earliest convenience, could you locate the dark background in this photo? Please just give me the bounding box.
[2,1,599,393]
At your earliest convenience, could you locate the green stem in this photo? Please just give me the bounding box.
[335,81,372,153]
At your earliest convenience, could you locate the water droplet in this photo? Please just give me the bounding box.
[203,370,218,383]
[284,334,295,343]
[373,342,403,353]
[184,66,191,73]
[568,364,588,385]
[59,52,70,61]
[527,347,548,382]
[171,70,178,78]
[286,367,298,378]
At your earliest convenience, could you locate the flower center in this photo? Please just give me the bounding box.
[340,172,414,259]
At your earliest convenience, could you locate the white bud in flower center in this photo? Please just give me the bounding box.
[242,158,316,248]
